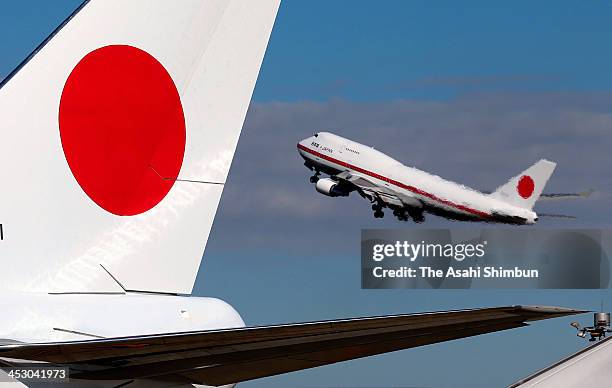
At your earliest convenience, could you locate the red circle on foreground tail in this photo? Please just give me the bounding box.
[59,45,185,216]
[517,175,535,199]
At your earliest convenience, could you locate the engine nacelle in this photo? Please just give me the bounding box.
[315,178,349,197]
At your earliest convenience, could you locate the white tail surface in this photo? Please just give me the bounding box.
[491,159,557,210]
[0,0,280,293]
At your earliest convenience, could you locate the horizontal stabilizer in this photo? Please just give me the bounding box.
[538,213,577,219]
[540,189,594,200]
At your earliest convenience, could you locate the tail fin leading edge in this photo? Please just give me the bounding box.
[491,160,557,210]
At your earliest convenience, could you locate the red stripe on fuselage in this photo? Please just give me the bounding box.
[298,143,491,218]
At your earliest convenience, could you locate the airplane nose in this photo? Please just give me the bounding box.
[297,136,313,149]
[297,138,310,156]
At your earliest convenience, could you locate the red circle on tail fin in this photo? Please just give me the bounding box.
[517,175,535,199]
[59,45,186,216]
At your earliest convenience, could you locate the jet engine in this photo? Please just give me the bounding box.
[315,178,349,197]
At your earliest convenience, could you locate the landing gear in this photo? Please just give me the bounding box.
[412,214,425,223]
[305,161,320,183]
[372,203,384,219]
[408,208,425,223]
[390,207,425,223]
[393,208,409,222]
[393,210,408,221]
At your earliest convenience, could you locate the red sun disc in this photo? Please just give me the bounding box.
[59,45,186,216]
[517,175,535,199]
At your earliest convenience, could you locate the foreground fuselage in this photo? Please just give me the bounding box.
[298,132,538,224]
[0,292,244,344]
[0,292,243,387]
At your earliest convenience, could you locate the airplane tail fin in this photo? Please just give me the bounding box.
[490,160,557,210]
[0,0,280,294]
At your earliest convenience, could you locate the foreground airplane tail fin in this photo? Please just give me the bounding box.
[491,160,557,210]
[0,0,280,294]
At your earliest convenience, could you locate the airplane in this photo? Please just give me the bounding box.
[297,132,590,225]
[0,1,585,387]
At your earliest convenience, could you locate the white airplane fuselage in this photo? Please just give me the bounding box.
[297,132,538,224]
[0,292,244,387]
[0,292,244,345]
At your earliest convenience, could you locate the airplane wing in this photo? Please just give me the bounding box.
[0,306,583,386]
[336,171,422,208]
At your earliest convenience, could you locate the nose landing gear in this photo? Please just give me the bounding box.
[309,171,320,183]
[304,161,320,183]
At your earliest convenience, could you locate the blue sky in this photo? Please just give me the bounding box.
[4,1,612,102]
[254,1,612,101]
[2,1,612,387]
